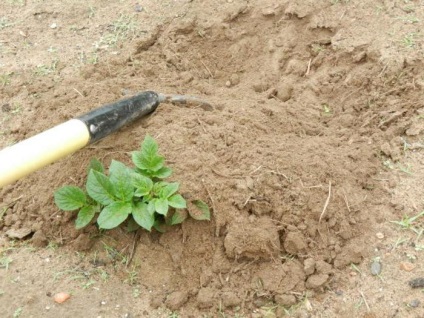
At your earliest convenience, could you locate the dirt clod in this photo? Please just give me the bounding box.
[275,294,297,307]
[283,231,307,255]
[305,274,329,289]
[221,291,241,308]
[224,217,280,260]
[197,288,215,309]
[165,291,189,311]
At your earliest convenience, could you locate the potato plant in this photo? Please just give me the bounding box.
[54,135,210,231]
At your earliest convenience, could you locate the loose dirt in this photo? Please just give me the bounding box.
[1,0,424,317]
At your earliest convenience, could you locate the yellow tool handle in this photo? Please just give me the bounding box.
[0,119,90,188]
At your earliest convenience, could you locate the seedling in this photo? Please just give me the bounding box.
[54,135,210,232]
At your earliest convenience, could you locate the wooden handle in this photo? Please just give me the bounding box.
[0,119,90,188]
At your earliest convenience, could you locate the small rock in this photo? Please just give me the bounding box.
[409,299,420,308]
[6,228,32,239]
[275,294,296,306]
[135,4,143,12]
[376,232,385,239]
[370,260,382,276]
[305,274,328,289]
[50,23,57,29]
[400,261,415,272]
[53,292,71,304]
[409,277,424,288]
[165,291,189,311]
[225,80,232,87]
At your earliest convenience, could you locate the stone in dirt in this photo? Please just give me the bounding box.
[224,217,280,260]
[400,262,415,272]
[165,291,189,311]
[6,227,32,239]
[370,260,382,276]
[409,278,424,288]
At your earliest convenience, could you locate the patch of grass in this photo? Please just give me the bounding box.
[0,73,12,86]
[94,14,139,49]
[0,256,13,270]
[0,17,13,30]
[124,265,139,285]
[391,210,424,235]
[6,0,25,6]
[34,59,59,76]
[402,33,417,48]
[13,307,23,318]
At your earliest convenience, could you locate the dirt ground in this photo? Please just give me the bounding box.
[1,0,424,317]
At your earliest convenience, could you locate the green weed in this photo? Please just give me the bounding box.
[0,18,13,30]
[0,73,12,86]
[34,60,58,76]
[391,210,424,234]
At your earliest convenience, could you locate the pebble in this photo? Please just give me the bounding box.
[50,23,57,29]
[376,232,384,239]
[409,299,420,308]
[370,260,382,276]
[400,262,415,272]
[6,228,32,239]
[409,277,424,288]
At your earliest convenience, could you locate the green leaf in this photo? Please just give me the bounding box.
[133,174,153,197]
[153,218,167,233]
[54,186,87,211]
[170,209,188,225]
[168,194,187,209]
[161,182,179,198]
[75,205,96,229]
[132,202,155,231]
[189,200,210,221]
[147,200,156,215]
[86,170,116,205]
[132,135,164,172]
[109,160,133,201]
[152,167,172,179]
[88,158,104,174]
[126,216,140,232]
[97,202,132,229]
[155,198,169,215]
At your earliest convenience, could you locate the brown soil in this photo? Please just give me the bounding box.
[1,0,424,317]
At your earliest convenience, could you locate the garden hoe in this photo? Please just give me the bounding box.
[0,91,211,188]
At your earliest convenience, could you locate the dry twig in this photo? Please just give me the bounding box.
[319,181,332,223]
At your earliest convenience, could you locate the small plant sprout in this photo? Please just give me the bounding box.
[54,135,210,232]
[390,210,424,234]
